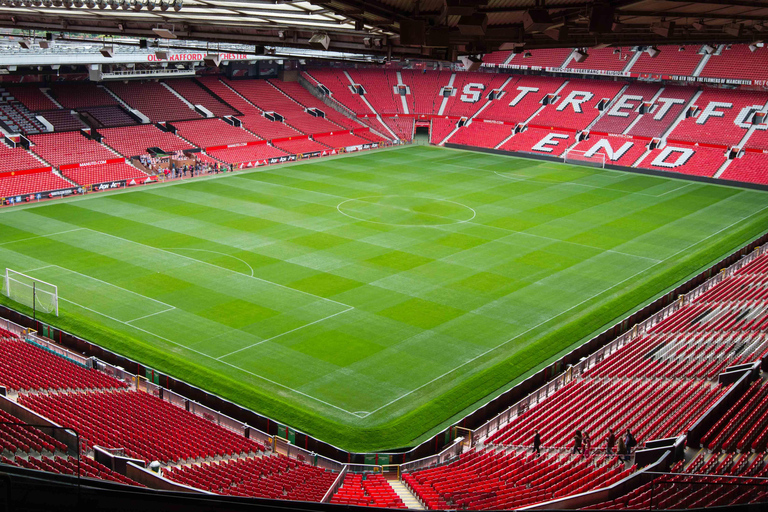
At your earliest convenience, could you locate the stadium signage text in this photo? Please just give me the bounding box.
[146,53,249,62]
[91,180,127,192]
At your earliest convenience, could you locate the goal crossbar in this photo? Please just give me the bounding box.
[4,268,59,316]
[563,148,606,168]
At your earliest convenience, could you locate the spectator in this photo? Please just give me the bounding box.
[583,431,591,457]
[606,428,616,455]
[532,431,541,455]
[573,430,582,454]
[617,436,626,462]
[625,429,637,460]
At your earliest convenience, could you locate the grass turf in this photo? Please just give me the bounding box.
[0,145,767,452]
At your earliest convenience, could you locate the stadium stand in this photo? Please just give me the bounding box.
[7,453,144,487]
[402,448,634,510]
[49,82,118,109]
[107,81,201,122]
[402,70,452,115]
[529,79,625,131]
[331,473,406,508]
[2,84,59,112]
[269,80,361,131]
[99,125,194,157]
[163,453,336,499]
[313,131,371,149]
[165,78,240,117]
[626,86,697,139]
[305,69,375,115]
[567,133,649,167]
[0,141,48,173]
[498,127,575,156]
[478,75,565,125]
[208,143,288,165]
[504,48,574,69]
[381,117,414,141]
[637,143,727,177]
[442,72,510,118]
[699,44,768,82]
[447,120,513,149]
[629,45,706,76]
[61,161,149,185]
[272,137,331,155]
[589,83,662,135]
[482,50,511,66]
[78,106,137,128]
[195,76,262,116]
[430,118,457,144]
[566,47,632,72]
[0,171,71,197]
[719,152,768,184]
[346,68,404,115]
[29,131,119,167]
[172,118,261,148]
[37,109,87,132]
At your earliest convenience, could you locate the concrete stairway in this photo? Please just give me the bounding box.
[387,476,424,510]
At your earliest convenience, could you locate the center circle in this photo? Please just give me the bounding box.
[337,195,476,227]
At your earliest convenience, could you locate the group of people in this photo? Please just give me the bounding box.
[159,158,234,180]
[531,428,637,461]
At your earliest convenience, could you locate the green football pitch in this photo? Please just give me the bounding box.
[1,145,767,451]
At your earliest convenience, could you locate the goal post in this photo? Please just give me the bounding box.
[563,149,606,169]
[3,269,59,316]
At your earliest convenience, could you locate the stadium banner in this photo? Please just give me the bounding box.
[59,157,126,171]
[586,131,653,142]
[91,180,127,192]
[545,67,631,77]
[267,155,297,165]
[297,151,322,160]
[527,124,579,133]
[666,139,729,150]
[345,143,379,153]
[474,118,517,126]
[352,127,371,134]
[666,75,755,86]
[205,140,267,152]
[4,186,85,205]
[0,166,53,177]
[743,147,768,154]
[146,52,250,63]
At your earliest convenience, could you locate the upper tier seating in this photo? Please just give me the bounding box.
[0,336,127,392]
[237,115,303,140]
[166,79,239,117]
[0,100,48,134]
[498,127,575,157]
[19,389,264,463]
[626,86,697,139]
[719,152,768,185]
[566,47,632,72]
[38,110,87,132]
[666,88,768,147]
[0,142,47,173]
[479,76,565,125]
[173,118,261,149]
[62,162,149,186]
[78,106,137,128]
[305,69,373,115]
[225,79,341,134]
[49,83,118,109]
[443,72,510,118]
[636,143,726,177]
[403,448,634,510]
[346,69,404,115]
[0,171,72,197]
[447,120,513,149]
[505,48,574,69]
[482,50,511,65]
[700,44,768,82]
[402,70,452,115]
[272,137,329,155]
[107,81,201,122]
[567,134,648,167]
[331,473,406,508]
[208,144,288,165]
[629,45,705,76]
[100,125,194,157]
[164,453,337,500]
[590,83,662,135]
[530,79,626,131]
[195,77,261,116]
[313,132,371,148]
[30,132,119,167]
[269,80,360,130]
[2,85,58,112]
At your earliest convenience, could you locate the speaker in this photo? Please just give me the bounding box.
[523,9,552,32]
[253,44,265,55]
[458,13,487,36]
[308,33,330,50]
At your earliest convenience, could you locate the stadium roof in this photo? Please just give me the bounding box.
[0,0,767,60]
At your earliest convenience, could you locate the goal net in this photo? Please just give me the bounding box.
[3,269,59,316]
[563,149,606,168]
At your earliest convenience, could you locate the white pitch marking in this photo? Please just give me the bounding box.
[362,201,768,418]
[336,195,477,227]
[125,307,177,324]
[0,228,85,247]
[165,247,255,278]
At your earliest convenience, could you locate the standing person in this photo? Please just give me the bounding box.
[583,431,591,457]
[573,430,582,454]
[617,436,626,462]
[606,428,616,455]
[625,429,637,460]
[533,430,541,455]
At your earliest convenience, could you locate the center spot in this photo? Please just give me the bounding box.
[337,195,476,226]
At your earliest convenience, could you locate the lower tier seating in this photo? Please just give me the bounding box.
[448,121,513,149]
[0,171,73,198]
[719,153,768,185]
[208,144,288,165]
[382,117,414,141]
[431,119,457,144]
[403,448,634,510]
[636,144,726,177]
[701,380,768,453]
[272,138,329,155]
[100,125,194,158]
[173,119,261,149]
[0,337,127,392]
[5,454,143,487]
[163,453,336,500]
[19,390,265,464]
[0,143,47,173]
[498,127,575,157]
[29,132,119,167]
[312,132,371,148]
[331,473,406,508]
[61,162,149,186]
[0,409,68,455]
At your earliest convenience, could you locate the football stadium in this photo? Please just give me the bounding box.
[2,1,768,510]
